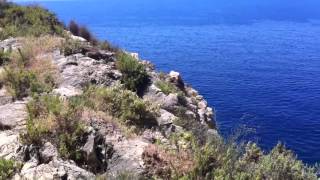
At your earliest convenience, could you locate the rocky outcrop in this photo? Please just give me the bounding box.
[0,37,217,179]
[54,52,121,89]
[16,158,95,180]
[0,37,22,52]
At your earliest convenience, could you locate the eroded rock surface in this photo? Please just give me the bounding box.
[0,37,217,179]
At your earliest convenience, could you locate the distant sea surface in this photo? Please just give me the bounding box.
[17,0,320,164]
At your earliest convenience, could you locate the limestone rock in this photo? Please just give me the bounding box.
[169,71,184,88]
[0,131,20,159]
[162,93,179,111]
[0,37,21,52]
[53,86,83,97]
[130,52,139,60]
[185,87,199,97]
[107,137,148,176]
[86,50,114,62]
[17,158,95,180]
[0,101,27,130]
[54,54,121,88]
[143,85,179,111]
[156,109,176,126]
[40,142,58,164]
[70,34,87,42]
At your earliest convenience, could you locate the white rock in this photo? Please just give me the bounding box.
[157,109,177,126]
[70,34,87,42]
[169,71,181,81]
[0,101,27,130]
[198,100,208,110]
[130,52,139,60]
[0,132,20,158]
[53,86,83,97]
[40,142,58,163]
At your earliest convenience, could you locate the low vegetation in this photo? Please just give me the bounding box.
[155,80,178,95]
[21,94,86,164]
[0,2,64,40]
[0,158,20,179]
[0,49,10,65]
[0,2,318,179]
[0,37,59,99]
[68,20,97,44]
[20,85,157,162]
[60,38,85,56]
[83,85,157,129]
[144,132,317,180]
[116,52,150,94]
[99,40,120,53]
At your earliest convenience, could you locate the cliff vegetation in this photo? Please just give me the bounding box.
[0,1,318,179]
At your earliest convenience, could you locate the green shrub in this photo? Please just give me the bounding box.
[0,158,19,180]
[182,139,317,180]
[155,80,178,95]
[68,20,80,36]
[0,49,10,66]
[116,52,149,94]
[84,86,156,128]
[78,26,95,42]
[21,95,62,145]
[67,20,97,44]
[1,68,54,99]
[21,94,86,163]
[60,39,84,56]
[58,123,86,163]
[0,4,64,39]
[251,143,317,180]
[99,40,120,53]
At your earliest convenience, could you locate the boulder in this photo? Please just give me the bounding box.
[107,137,148,176]
[185,87,199,97]
[130,52,139,60]
[54,54,121,88]
[70,34,87,42]
[17,158,95,180]
[162,93,179,111]
[86,50,114,61]
[0,38,21,52]
[169,71,184,89]
[40,142,58,164]
[156,109,176,126]
[0,131,20,159]
[197,100,208,110]
[0,101,27,130]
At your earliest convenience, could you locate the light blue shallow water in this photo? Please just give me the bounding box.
[17,0,320,164]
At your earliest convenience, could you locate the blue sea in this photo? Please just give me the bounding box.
[16,0,320,164]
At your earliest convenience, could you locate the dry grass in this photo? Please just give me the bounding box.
[142,144,194,179]
[9,36,63,66]
[0,36,61,99]
[81,109,138,138]
[20,36,63,56]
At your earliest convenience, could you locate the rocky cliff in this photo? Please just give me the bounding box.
[0,2,317,179]
[0,36,217,179]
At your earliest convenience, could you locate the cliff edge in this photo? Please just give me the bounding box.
[0,2,317,180]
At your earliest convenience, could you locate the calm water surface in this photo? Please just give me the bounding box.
[17,0,320,164]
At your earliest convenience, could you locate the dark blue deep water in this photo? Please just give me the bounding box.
[16,0,320,164]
